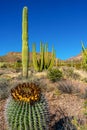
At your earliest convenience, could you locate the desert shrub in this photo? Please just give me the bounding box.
[74,63,82,70]
[11,61,22,72]
[71,72,81,80]
[57,80,80,94]
[0,62,7,68]
[0,78,10,99]
[47,68,63,82]
[81,89,87,99]
[82,63,87,71]
[81,78,87,83]
[63,68,74,77]
[63,67,80,80]
[72,117,87,130]
[53,107,77,130]
[84,100,87,116]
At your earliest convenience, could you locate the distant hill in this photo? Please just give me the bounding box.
[65,53,82,62]
[0,52,83,64]
[0,52,53,63]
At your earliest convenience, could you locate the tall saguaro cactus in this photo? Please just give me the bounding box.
[22,7,29,78]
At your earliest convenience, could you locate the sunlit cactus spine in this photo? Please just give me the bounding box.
[5,82,50,130]
[22,6,29,78]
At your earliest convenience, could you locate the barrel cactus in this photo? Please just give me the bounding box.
[4,82,50,130]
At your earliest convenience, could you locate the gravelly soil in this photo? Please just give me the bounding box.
[0,68,87,130]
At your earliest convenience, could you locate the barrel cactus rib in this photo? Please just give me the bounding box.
[13,102,23,130]
[19,102,26,130]
[5,98,18,129]
[37,103,48,129]
[24,102,29,130]
[28,103,33,130]
[32,106,38,130]
[10,101,20,129]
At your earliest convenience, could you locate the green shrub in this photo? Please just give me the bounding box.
[47,68,63,82]
[72,117,87,130]
[81,77,87,83]
[74,63,82,70]
[0,62,7,68]
[82,63,87,71]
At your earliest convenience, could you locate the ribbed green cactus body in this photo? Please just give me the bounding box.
[40,42,44,71]
[32,42,56,72]
[22,7,29,78]
[48,46,55,70]
[44,43,49,69]
[5,95,49,130]
[32,43,39,71]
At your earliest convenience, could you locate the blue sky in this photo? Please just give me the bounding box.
[0,0,87,60]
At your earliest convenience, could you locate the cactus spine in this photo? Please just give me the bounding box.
[32,42,56,71]
[22,7,29,78]
[5,82,50,130]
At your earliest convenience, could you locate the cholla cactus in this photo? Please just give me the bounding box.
[5,82,50,130]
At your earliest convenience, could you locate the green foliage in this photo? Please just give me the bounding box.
[0,62,7,68]
[0,78,10,99]
[84,100,87,116]
[72,117,87,130]
[32,42,56,72]
[82,64,87,71]
[14,61,22,71]
[81,77,87,83]
[5,82,50,130]
[22,6,29,78]
[74,62,82,70]
[81,42,87,71]
[47,68,63,82]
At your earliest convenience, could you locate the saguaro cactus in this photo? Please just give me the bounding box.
[5,82,50,130]
[22,7,29,78]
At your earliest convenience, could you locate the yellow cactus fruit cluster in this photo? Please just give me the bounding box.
[11,82,41,104]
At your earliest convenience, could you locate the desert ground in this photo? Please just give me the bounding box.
[0,66,87,130]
